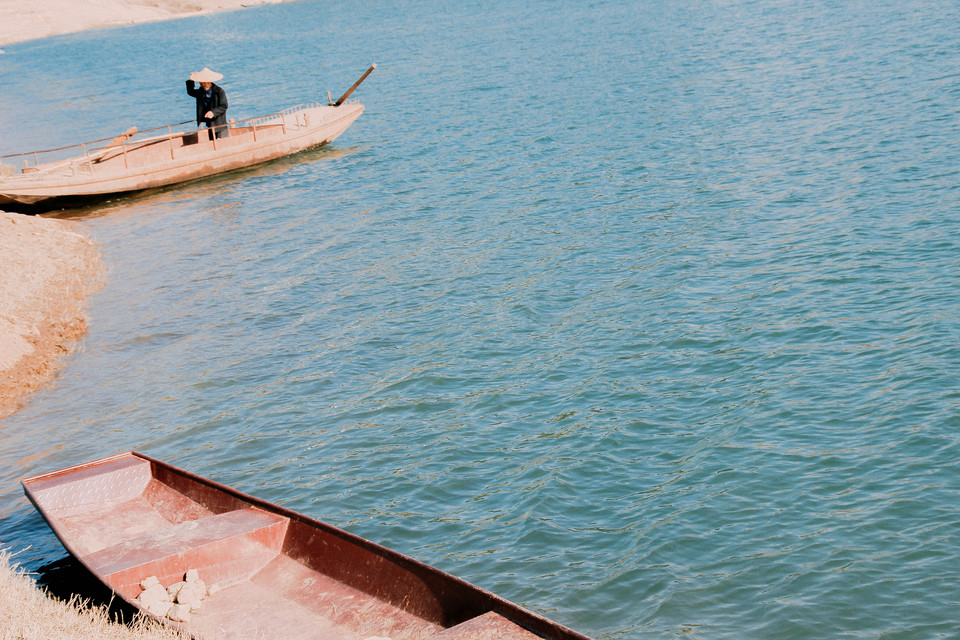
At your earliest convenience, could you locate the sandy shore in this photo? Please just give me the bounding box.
[0,0,290,47]
[0,211,104,419]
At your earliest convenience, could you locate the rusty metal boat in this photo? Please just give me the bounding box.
[0,65,375,212]
[21,451,592,640]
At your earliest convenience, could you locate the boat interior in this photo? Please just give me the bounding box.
[76,122,290,172]
[23,454,547,640]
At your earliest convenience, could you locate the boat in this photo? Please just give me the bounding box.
[0,65,376,212]
[21,451,593,640]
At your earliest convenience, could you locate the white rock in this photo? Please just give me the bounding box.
[147,599,174,617]
[167,603,192,622]
[139,576,160,590]
[167,581,188,599]
[138,584,170,607]
[207,583,222,596]
[184,569,201,583]
[137,584,173,618]
[175,582,205,605]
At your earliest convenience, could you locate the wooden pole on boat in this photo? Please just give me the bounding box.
[333,63,376,106]
[105,126,137,148]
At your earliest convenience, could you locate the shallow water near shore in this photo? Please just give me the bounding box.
[2,1,960,637]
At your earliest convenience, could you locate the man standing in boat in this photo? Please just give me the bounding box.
[186,67,228,139]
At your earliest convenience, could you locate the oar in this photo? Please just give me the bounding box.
[90,126,139,164]
[34,126,138,170]
[333,63,377,106]
[104,126,138,148]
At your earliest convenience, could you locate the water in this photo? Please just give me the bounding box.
[2,0,960,637]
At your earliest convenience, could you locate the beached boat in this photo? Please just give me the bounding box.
[0,65,375,212]
[21,451,592,640]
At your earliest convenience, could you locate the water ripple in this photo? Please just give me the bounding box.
[2,0,960,638]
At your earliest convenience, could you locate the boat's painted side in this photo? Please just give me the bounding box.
[0,102,363,208]
[22,452,592,640]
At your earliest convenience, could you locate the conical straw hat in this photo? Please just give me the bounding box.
[189,67,223,83]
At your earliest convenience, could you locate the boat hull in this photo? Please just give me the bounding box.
[0,102,363,212]
[22,452,592,640]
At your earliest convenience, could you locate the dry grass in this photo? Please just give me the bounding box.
[0,549,186,640]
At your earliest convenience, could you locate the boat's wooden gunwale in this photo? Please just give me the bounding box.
[5,106,357,191]
[12,122,328,197]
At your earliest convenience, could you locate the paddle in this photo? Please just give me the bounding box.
[104,126,138,148]
[90,126,139,164]
[333,63,377,106]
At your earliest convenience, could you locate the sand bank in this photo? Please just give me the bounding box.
[0,211,104,419]
[0,0,290,47]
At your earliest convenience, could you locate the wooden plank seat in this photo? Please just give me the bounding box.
[83,507,289,600]
[429,611,543,639]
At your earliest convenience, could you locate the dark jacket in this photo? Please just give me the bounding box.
[185,81,228,128]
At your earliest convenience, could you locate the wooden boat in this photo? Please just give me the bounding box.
[0,65,375,212]
[21,451,592,640]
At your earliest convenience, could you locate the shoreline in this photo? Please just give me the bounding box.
[0,0,291,47]
[0,211,104,420]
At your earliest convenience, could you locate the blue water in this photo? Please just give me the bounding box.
[2,0,960,637]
